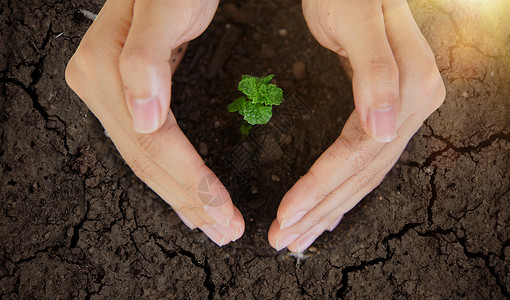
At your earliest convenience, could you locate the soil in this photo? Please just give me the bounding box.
[1,0,510,299]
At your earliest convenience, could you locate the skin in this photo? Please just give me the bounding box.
[66,0,445,252]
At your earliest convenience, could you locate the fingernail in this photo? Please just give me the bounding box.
[367,106,397,142]
[204,205,230,227]
[233,225,242,241]
[280,211,307,230]
[296,233,319,253]
[175,211,195,229]
[327,216,343,232]
[232,225,242,242]
[130,97,160,133]
[213,222,237,240]
[201,224,228,247]
[275,234,300,251]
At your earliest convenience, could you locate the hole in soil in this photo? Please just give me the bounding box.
[7,180,16,186]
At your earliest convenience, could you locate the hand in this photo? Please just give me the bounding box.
[268,0,446,252]
[65,0,244,246]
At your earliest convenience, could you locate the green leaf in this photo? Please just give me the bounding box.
[239,101,273,125]
[261,84,283,106]
[240,122,253,136]
[238,76,260,102]
[238,74,278,104]
[261,74,274,85]
[227,96,246,112]
[230,74,283,131]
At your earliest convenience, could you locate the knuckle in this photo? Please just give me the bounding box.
[72,39,100,76]
[432,76,447,110]
[334,135,355,156]
[306,170,329,201]
[65,37,108,96]
[64,58,80,91]
[181,174,197,194]
[349,149,374,171]
[416,57,440,92]
[323,214,340,226]
[350,167,383,193]
[352,171,372,192]
[417,63,446,112]
[127,153,154,182]
[366,57,399,84]
[119,47,157,72]
[133,121,180,157]
[134,133,159,155]
[334,136,374,171]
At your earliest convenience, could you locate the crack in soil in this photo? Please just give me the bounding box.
[334,222,423,298]
[154,241,215,299]
[69,197,90,248]
[418,227,510,297]
[427,168,438,226]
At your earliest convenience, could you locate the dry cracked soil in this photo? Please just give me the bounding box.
[1,0,510,299]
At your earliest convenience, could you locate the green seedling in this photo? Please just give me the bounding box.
[228,74,283,136]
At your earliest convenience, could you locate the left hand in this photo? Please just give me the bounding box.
[268,0,446,252]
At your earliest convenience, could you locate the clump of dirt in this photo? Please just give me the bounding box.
[1,0,509,298]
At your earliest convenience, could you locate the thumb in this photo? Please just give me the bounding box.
[343,9,399,142]
[119,0,218,133]
[311,2,400,142]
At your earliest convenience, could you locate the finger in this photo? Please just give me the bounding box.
[67,0,133,81]
[270,112,424,251]
[197,206,244,246]
[287,219,329,253]
[119,0,218,133]
[276,8,442,229]
[175,210,196,230]
[327,215,343,232]
[277,113,383,230]
[271,208,338,252]
[129,121,236,228]
[382,0,445,115]
[333,2,400,142]
[287,209,344,252]
[68,0,213,228]
[71,0,237,230]
[213,206,244,242]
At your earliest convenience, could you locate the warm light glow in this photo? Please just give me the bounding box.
[456,0,509,18]
[425,0,510,81]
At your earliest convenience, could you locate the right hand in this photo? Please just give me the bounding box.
[268,0,446,252]
[65,0,244,246]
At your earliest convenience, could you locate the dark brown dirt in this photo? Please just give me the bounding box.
[1,0,509,299]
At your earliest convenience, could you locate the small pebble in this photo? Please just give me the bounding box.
[278,28,288,36]
[308,246,317,253]
[425,167,433,175]
[462,91,469,98]
[271,174,280,182]
[199,142,208,155]
[292,62,306,81]
[214,120,221,128]
[79,9,98,21]
[250,186,258,194]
